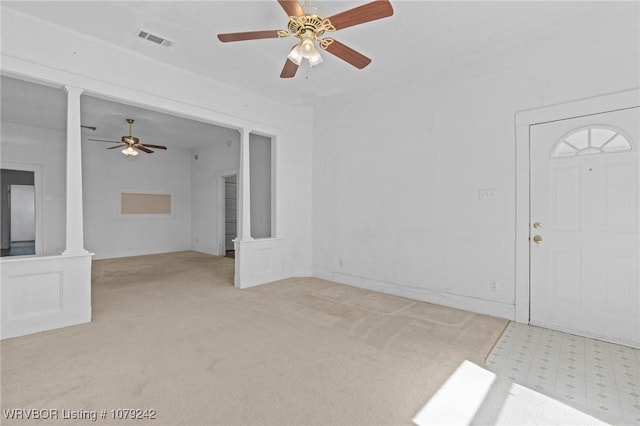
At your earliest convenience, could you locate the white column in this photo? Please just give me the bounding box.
[237,128,253,241]
[62,86,89,255]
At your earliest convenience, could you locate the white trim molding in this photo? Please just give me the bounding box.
[514,88,640,324]
[314,269,514,320]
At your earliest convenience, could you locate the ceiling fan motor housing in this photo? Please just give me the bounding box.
[286,15,335,40]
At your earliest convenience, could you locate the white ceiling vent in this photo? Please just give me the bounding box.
[137,30,174,48]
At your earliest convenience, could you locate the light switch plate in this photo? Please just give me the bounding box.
[478,189,496,200]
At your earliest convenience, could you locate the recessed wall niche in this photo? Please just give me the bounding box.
[120,192,172,215]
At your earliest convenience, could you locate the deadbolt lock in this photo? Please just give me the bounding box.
[533,222,542,229]
[533,235,542,244]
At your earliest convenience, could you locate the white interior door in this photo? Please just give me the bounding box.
[530,107,639,347]
[9,184,36,242]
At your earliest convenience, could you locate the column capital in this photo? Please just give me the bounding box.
[63,85,84,96]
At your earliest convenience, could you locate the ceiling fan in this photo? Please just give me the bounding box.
[88,118,167,157]
[217,0,394,78]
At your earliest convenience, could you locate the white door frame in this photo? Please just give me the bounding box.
[217,168,239,256]
[514,88,640,323]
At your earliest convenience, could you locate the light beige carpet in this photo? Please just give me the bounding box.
[1,251,508,425]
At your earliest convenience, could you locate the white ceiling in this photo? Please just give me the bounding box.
[2,1,632,107]
[2,1,636,151]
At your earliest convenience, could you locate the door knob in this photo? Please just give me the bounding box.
[533,235,542,244]
[533,222,542,229]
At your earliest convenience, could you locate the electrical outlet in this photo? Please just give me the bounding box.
[490,280,499,291]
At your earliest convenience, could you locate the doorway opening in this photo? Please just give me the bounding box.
[224,175,237,259]
[1,169,35,257]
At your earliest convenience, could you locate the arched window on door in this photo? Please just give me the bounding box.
[551,126,633,158]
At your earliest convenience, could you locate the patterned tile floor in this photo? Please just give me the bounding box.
[486,322,640,425]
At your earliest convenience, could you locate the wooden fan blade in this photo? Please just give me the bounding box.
[327,0,394,31]
[278,0,304,17]
[88,138,122,143]
[218,30,281,42]
[321,39,372,69]
[106,144,126,150]
[136,146,154,154]
[140,144,167,150]
[280,58,299,78]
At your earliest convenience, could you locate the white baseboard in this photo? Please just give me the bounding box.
[287,267,313,278]
[313,269,515,320]
[91,246,192,260]
[192,247,221,256]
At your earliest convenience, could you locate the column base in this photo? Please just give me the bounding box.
[62,248,92,256]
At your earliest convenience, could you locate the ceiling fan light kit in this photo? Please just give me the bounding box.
[217,0,393,78]
[121,146,139,157]
[308,50,323,67]
[287,38,323,66]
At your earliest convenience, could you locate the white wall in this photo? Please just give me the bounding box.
[2,8,313,277]
[82,140,192,259]
[191,136,240,255]
[0,123,66,256]
[312,9,640,319]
